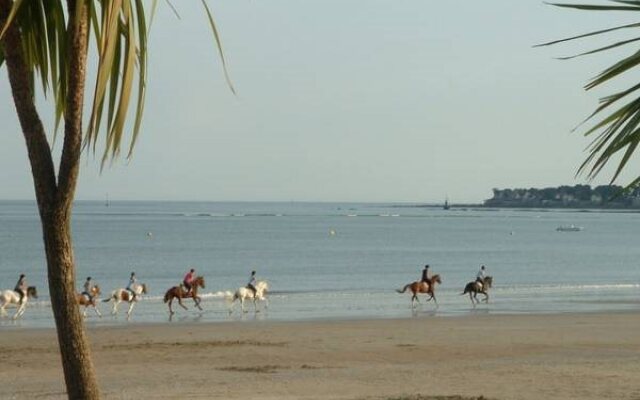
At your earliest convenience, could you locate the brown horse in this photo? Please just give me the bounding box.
[462,276,493,306]
[397,274,442,308]
[163,276,205,315]
[76,285,102,318]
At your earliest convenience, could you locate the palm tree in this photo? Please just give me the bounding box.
[539,1,640,188]
[0,1,230,398]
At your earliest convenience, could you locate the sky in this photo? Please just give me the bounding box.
[1,0,639,203]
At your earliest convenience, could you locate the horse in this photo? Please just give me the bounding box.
[0,286,38,319]
[227,280,269,313]
[163,276,205,315]
[76,285,102,318]
[462,276,493,306]
[396,274,442,308]
[103,283,148,317]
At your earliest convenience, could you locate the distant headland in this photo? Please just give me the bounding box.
[483,184,640,209]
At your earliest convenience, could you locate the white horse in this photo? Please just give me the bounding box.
[102,283,147,317]
[0,286,38,319]
[227,281,269,313]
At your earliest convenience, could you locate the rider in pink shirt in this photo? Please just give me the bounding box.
[182,268,195,294]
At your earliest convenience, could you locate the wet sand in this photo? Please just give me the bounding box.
[1,312,639,399]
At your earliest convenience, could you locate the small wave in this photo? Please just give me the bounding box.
[495,283,640,293]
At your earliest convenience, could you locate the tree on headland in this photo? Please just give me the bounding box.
[0,1,230,398]
[538,1,640,189]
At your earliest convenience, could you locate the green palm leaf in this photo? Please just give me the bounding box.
[1,0,232,165]
[540,1,640,189]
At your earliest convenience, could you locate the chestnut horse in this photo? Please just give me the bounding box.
[76,285,102,317]
[397,274,442,308]
[163,276,205,315]
[103,283,148,317]
[462,276,493,306]
[0,286,38,319]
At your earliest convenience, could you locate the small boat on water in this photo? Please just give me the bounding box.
[443,198,450,210]
[556,225,583,232]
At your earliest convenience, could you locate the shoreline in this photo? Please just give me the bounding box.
[2,311,639,399]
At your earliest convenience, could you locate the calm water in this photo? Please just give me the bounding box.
[1,200,639,328]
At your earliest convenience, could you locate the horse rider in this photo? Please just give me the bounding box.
[421,264,432,290]
[81,276,95,302]
[126,272,138,301]
[247,270,258,297]
[14,273,27,304]
[476,265,487,290]
[181,268,195,295]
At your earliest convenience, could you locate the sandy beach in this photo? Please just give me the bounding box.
[1,312,639,400]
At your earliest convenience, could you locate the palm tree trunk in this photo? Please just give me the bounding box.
[43,211,100,400]
[1,1,100,399]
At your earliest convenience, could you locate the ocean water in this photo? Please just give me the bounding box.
[1,200,639,328]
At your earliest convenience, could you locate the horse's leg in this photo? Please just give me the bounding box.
[194,296,203,311]
[484,292,489,303]
[127,301,135,317]
[469,292,475,307]
[13,303,24,319]
[111,298,118,315]
[94,304,102,318]
[241,297,247,313]
[177,295,188,310]
[168,297,174,315]
[412,291,422,308]
[432,294,438,309]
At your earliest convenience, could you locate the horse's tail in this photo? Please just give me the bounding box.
[396,284,411,294]
[224,291,237,303]
[102,297,112,303]
[461,283,472,295]
[163,289,172,303]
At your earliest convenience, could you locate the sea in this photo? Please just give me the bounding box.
[1,200,639,328]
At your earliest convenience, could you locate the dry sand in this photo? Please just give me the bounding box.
[1,312,639,399]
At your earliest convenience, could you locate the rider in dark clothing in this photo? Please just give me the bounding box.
[247,271,257,297]
[81,277,94,301]
[14,274,26,304]
[127,272,138,301]
[421,265,432,288]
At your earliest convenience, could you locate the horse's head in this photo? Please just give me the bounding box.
[431,274,442,285]
[195,276,205,289]
[27,286,38,299]
[91,285,101,296]
[141,283,148,294]
[256,280,269,293]
[484,276,493,288]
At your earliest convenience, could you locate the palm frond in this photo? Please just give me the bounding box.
[542,1,640,187]
[2,0,232,166]
[202,0,235,95]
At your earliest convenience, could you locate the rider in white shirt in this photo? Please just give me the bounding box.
[476,265,486,289]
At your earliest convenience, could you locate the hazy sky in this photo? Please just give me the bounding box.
[2,1,639,203]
